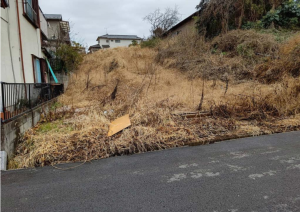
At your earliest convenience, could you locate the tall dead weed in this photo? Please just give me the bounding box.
[9,32,300,169]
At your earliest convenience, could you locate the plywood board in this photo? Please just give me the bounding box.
[107,114,131,137]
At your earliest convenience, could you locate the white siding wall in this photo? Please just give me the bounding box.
[1,0,43,83]
[1,3,23,83]
[39,10,48,38]
[98,38,141,48]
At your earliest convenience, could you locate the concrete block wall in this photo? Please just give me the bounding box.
[1,99,56,159]
[51,72,69,92]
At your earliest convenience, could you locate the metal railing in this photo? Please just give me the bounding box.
[1,82,64,122]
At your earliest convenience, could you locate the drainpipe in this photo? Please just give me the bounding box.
[16,0,26,84]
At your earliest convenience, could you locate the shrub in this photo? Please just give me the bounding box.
[261,1,300,28]
[196,0,279,37]
[55,41,84,72]
[242,21,264,30]
[129,40,138,47]
[141,38,160,48]
[211,30,279,59]
[255,33,300,83]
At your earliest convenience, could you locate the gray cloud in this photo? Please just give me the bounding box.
[39,0,199,47]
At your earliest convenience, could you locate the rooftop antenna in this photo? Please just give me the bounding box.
[105,27,109,35]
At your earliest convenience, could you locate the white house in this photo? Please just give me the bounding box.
[1,0,50,84]
[0,0,71,160]
[96,34,142,49]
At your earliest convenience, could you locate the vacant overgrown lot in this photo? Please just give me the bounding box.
[10,29,300,169]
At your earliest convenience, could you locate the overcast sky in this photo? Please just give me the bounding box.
[39,0,199,48]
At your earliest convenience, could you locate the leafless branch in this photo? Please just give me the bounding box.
[144,7,180,38]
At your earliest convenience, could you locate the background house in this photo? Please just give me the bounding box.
[44,14,70,55]
[88,44,101,53]
[163,11,199,37]
[96,34,142,49]
[43,14,71,87]
[77,46,87,54]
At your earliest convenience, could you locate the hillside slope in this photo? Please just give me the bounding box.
[10,30,300,169]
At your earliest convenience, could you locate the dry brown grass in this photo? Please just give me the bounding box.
[156,30,259,81]
[211,30,279,59]
[9,31,300,169]
[254,33,300,83]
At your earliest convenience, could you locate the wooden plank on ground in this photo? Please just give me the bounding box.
[107,114,131,137]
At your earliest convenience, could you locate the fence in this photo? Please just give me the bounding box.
[1,82,64,122]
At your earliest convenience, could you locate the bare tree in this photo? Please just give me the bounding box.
[144,7,180,38]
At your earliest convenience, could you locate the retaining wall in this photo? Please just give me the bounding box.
[1,99,57,159]
[51,72,69,92]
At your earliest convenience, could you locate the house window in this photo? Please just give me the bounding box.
[23,0,39,27]
[32,56,42,83]
[106,40,109,43]
[115,40,121,43]
[1,0,9,8]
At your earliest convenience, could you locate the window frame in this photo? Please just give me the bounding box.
[1,0,9,8]
[22,0,40,28]
[115,40,121,43]
[32,55,43,84]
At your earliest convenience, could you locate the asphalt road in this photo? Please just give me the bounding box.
[2,131,300,212]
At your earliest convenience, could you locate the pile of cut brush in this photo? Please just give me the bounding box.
[9,30,300,169]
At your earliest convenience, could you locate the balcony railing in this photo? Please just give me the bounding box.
[1,82,64,122]
[24,0,38,26]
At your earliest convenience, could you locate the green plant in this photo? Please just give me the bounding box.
[262,9,281,27]
[38,122,59,133]
[129,40,138,47]
[261,0,300,28]
[55,41,84,72]
[38,120,74,133]
[242,21,264,30]
[141,38,160,48]
[51,102,63,111]
[196,0,279,37]
[195,0,300,38]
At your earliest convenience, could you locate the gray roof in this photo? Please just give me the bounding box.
[88,44,101,50]
[44,14,62,20]
[97,34,142,41]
